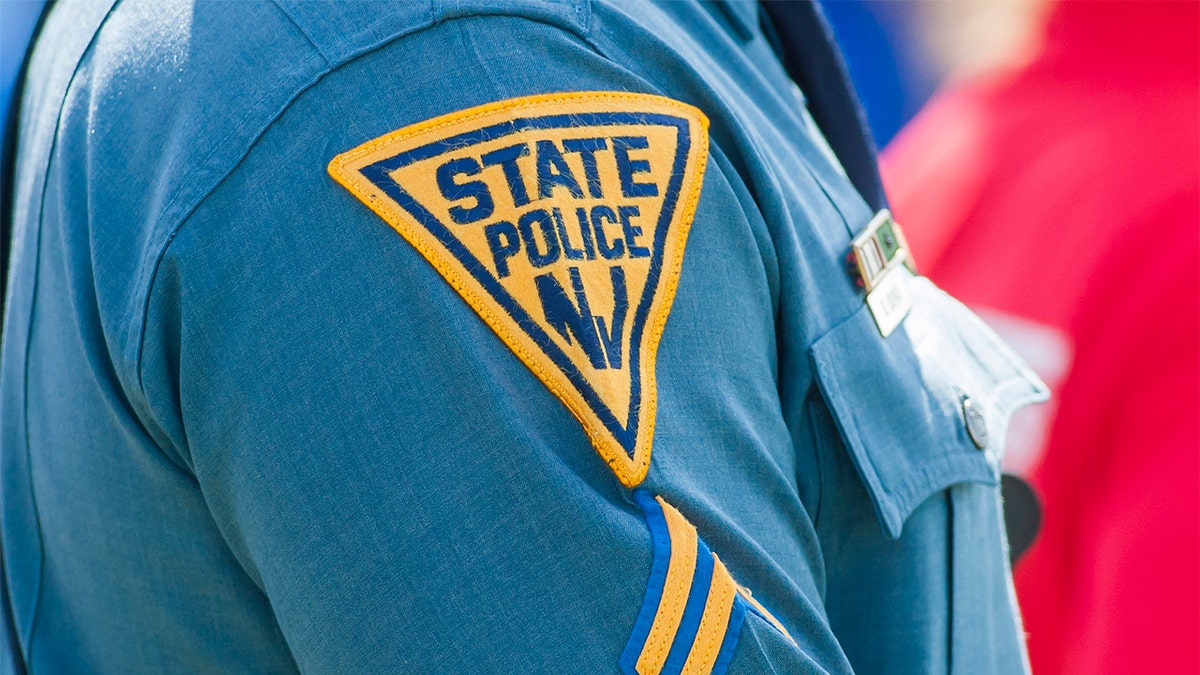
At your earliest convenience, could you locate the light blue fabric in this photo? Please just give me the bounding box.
[1,0,1046,672]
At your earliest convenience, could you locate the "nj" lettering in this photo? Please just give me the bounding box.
[534,265,629,370]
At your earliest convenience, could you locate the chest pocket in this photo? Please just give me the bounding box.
[809,274,1048,538]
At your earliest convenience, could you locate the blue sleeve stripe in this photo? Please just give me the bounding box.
[659,535,715,674]
[620,489,674,674]
[711,596,748,675]
[743,599,778,628]
[621,492,755,675]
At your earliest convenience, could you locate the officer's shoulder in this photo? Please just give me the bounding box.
[81,0,602,206]
[272,0,593,67]
[82,0,646,348]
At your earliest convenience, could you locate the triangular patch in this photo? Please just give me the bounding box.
[329,92,708,487]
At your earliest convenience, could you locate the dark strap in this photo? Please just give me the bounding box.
[759,0,888,211]
[1001,473,1043,564]
[1,3,53,671]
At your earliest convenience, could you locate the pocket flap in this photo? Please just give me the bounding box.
[810,275,1048,538]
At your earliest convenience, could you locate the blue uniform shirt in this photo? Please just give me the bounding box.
[1,1,1046,672]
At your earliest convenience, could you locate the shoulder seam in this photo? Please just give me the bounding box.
[131,46,330,400]
[130,6,609,405]
[270,0,336,65]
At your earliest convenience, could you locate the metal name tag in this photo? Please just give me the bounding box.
[849,210,917,337]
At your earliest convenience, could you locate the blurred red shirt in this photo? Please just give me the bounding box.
[881,1,1199,673]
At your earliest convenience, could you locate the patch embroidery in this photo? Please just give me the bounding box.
[621,491,793,675]
[329,93,708,487]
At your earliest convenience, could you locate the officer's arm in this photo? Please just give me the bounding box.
[138,13,833,673]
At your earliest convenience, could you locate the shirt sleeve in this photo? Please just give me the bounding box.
[137,12,836,673]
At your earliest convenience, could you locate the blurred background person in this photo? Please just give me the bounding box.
[837,1,1197,672]
[825,0,1052,146]
[820,0,929,147]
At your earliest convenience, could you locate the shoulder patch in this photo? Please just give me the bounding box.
[328,92,708,487]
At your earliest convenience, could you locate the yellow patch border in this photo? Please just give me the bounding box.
[328,92,708,487]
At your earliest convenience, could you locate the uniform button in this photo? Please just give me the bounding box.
[961,396,989,450]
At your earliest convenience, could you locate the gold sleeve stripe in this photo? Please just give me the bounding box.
[622,491,793,675]
[681,554,739,675]
[635,497,700,675]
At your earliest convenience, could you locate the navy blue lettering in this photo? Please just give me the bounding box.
[536,268,607,369]
[484,220,521,278]
[594,265,629,369]
[481,143,532,207]
[618,205,651,258]
[575,207,597,260]
[589,205,625,260]
[517,209,561,268]
[613,136,658,198]
[562,137,607,198]
[536,140,584,199]
[552,207,585,260]
[437,157,494,224]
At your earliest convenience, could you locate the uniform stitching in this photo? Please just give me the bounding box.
[133,50,328,399]
[638,498,700,671]
[682,554,737,674]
